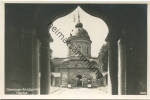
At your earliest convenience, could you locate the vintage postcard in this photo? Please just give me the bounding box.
[0,0,150,99]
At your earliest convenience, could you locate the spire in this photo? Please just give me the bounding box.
[75,7,83,28]
[77,7,80,23]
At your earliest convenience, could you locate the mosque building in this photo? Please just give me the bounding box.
[51,13,107,88]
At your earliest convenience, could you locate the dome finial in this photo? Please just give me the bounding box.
[75,7,83,28]
[77,7,80,23]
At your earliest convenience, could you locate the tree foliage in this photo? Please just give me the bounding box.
[88,60,103,79]
[98,43,108,72]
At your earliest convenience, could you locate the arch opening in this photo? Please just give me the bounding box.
[76,74,83,87]
[49,6,110,95]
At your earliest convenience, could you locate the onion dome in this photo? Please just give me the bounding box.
[68,21,91,42]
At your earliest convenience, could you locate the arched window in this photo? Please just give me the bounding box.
[87,46,89,56]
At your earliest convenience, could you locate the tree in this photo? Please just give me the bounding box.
[98,43,108,72]
[88,60,103,79]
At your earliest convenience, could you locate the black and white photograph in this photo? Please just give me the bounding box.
[0,0,150,99]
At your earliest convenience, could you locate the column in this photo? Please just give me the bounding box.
[108,41,118,95]
[40,40,50,94]
[118,38,126,95]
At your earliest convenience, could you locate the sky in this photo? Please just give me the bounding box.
[49,7,109,58]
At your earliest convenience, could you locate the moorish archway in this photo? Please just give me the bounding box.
[34,5,131,95]
[42,5,120,95]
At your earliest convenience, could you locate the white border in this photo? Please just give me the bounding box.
[0,1,5,99]
[1,0,150,4]
[0,0,150,99]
